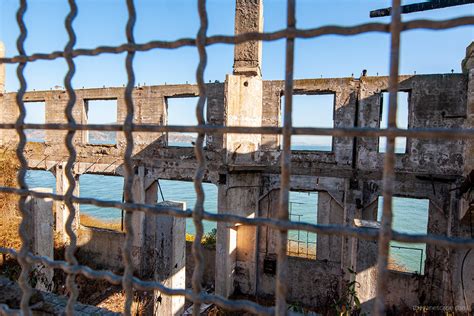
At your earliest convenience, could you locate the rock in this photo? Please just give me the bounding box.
[0,276,44,308]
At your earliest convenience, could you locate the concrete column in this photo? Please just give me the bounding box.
[216,173,261,297]
[317,192,343,262]
[25,188,54,291]
[140,179,158,277]
[353,219,379,314]
[215,0,264,298]
[341,179,363,271]
[129,166,146,268]
[225,75,263,164]
[143,201,186,316]
[54,163,80,244]
[145,180,158,205]
[215,185,238,297]
[233,0,263,76]
[423,200,451,305]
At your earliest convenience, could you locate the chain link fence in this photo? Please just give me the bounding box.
[0,0,473,315]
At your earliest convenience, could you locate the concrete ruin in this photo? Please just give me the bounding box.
[0,0,473,314]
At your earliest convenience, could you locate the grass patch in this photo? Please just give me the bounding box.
[80,214,122,231]
[0,148,20,253]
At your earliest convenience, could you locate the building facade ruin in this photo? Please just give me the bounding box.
[0,0,473,314]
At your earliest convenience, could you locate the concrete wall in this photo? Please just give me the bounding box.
[258,255,343,309]
[358,75,467,175]
[385,271,423,312]
[1,71,470,311]
[77,226,125,270]
[0,74,466,181]
[77,226,216,290]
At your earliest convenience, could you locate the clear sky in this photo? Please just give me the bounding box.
[1,0,473,145]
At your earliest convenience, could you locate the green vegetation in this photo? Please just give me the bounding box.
[332,268,364,316]
[186,228,217,249]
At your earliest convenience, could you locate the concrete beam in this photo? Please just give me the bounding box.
[233,0,263,76]
[26,188,54,291]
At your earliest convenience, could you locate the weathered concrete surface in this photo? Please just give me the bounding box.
[0,73,470,313]
[258,255,343,308]
[462,42,474,74]
[233,0,263,76]
[358,75,467,175]
[384,271,423,313]
[77,226,125,271]
[216,2,264,297]
[462,42,474,221]
[317,192,343,262]
[130,166,146,269]
[77,227,216,291]
[185,241,216,289]
[0,276,44,309]
[216,172,261,297]
[352,221,379,314]
[225,75,263,164]
[147,201,186,316]
[0,75,466,180]
[25,188,54,291]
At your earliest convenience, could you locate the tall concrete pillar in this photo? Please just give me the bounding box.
[216,0,264,298]
[140,178,158,276]
[26,188,54,291]
[226,0,263,166]
[130,166,145,245]
[128,166,146,268]
[54,163,80,244]
[233,0,263,76]
[143,201,186,316]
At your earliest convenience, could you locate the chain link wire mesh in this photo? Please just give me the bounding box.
[0,0,473,315]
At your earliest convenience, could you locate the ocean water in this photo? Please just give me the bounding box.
[288,192,428,274]
[25,169,428,274]
[24,170,218,236]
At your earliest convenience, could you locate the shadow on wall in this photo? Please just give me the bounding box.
[74,224,216,306]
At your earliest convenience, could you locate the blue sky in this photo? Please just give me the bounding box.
[1,0,473,146]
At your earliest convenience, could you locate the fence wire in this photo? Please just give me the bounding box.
[0,0,473,315]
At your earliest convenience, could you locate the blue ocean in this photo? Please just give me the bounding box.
[25,165,428,275]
